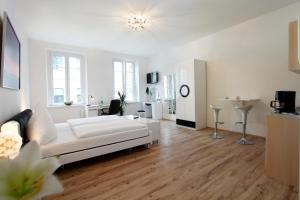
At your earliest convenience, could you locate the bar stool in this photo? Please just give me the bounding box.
[210,105,224,139]
[234,105,254,145]
[137,110,145,118]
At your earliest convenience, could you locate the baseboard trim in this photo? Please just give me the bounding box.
[176,119,196,128]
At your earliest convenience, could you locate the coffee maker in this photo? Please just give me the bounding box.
[270,91,296,114]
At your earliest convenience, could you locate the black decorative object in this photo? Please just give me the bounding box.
[179,84,190,97]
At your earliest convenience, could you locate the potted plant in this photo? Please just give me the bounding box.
[118,91,127,116]
[145,87,152,101]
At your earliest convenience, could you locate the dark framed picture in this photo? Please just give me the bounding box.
[0,12,21,90]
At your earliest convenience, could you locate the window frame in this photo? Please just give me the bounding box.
[47,51,86,106]
[112,59,139,102]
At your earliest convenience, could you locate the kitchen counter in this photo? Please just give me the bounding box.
[265,114,299,188]
[267,112,300,119]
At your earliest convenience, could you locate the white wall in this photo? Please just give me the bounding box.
[149,2,300,137]
[0,0,30,124]
[29,39,148,123]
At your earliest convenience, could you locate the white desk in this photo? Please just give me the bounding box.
[85,104,109,117]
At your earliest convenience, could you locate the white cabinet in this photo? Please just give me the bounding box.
[142,102,163,120]
[176,59,207,130]
[289,20,300,73]
[85,105,99,117]
[152,102,163,120]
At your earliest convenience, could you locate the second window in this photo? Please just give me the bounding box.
[113,60,138,102]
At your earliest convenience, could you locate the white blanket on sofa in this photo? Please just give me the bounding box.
[67,116,147,138]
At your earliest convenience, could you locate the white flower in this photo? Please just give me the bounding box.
[0,141,63,200]
[0,130,22,159]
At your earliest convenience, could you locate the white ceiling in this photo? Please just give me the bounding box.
[15,0,299,56]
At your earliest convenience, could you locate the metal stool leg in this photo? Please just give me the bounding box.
[237,123,254,145]
[236,106,254,145]
[210,122,224,139]
[210,106,224,139]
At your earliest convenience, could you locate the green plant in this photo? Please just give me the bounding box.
[118,91,127,115]
[145,87,152,97]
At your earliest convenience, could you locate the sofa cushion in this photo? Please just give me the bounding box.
[27,105,57,145]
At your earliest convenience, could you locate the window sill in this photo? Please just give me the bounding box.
[126,101,141,104]
[47,104,84,108]
[47,102,141,108]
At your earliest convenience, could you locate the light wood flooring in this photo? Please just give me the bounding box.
[46,120,298,200]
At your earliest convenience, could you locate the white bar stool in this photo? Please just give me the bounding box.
[210,105,224,139]
[234,105,254,145]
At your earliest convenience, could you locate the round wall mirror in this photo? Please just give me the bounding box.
[179,84,190,97]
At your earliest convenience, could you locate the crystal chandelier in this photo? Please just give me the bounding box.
[127,15,149,31]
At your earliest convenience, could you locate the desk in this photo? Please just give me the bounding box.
[85,104,109,117]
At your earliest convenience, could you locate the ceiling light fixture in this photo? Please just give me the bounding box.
[127,15,149,31]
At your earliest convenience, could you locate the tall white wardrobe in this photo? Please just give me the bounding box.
[175,59,207,130]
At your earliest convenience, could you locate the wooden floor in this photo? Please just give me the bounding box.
[46,120,298,200]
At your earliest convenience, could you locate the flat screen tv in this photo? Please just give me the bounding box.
[0,12,21,90]
[147,72,159,84]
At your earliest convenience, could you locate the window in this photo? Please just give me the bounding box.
[113,60,139,102]
[48,51,85,105]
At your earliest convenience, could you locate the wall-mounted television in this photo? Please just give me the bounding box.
[0,12,21,90]
[147,72,159,84]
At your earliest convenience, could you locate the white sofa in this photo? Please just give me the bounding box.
[41,122,153,164]
[1,115,158,165]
